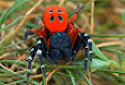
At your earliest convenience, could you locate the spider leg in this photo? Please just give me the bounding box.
[23,28,39,40]
[46,51,52,65]
[23,29,34,40]
[27,46,37,79]
[70,3,83,25]
[35,15,44,30]
[84,45,88,70]
[75,3,83,13]
[71,50,77,65]
[79,34,89,70]
[66,3,83,35]
[81,33,92,62]
[36,37,46,77]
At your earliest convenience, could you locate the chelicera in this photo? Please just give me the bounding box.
[23,3,92,79]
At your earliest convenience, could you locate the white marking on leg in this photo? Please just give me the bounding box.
[88,38,92,43]
[85,45,88,48]
[41,65,45,68]
[89,51,92,54]
[37,49,42,54]
[28,56,32,60]
[85,58,88,60]
[37,40,41,44]
[84,34,88,37]
[31,48,34,51]
[27,69,30,71]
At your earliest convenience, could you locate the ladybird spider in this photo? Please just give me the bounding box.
[23,3,92,79]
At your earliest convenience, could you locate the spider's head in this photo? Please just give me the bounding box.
[43,6,68,33]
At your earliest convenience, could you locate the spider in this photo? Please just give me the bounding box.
[23,3,92,79]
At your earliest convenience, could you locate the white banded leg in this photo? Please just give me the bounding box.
[79,34,88,70]
[37,37,46,77]
[84,45,88,70]
[27,46,36,79]
[81,33,92,62]
[88,38,92,62]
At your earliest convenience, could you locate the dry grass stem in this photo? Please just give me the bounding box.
[46,68,59,85]
[58,0,65,7]
[27,13,43,20]
[90,0,94,34]
[18,54,28,67]
[0,62,16,74]
[87,66,91,82]
[96,41,123,48]
[30,72,50,79]
[15,69,27,74]
[0,53,10,59]
[0,1,14,8]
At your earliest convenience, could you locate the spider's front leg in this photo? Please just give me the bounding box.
[23,15,43,40]
[71,31,92,70]
[27,46,37,79]
[27,37,51,79]
[36,37,46,77]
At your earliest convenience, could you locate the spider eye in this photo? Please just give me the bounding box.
[50,15,54,23]
[57,10,63,13]
[58,15,63,21]
[49,10,53,13]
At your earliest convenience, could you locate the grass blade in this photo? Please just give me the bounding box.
[123,11,125,25]
[92,42,108,60]
[0,69,40,85]
[89,34,125,38]
[78,70,93,85]
[5,80,26,85]
[66,70,76,85]
[95,72,121,85]
[0,16,24,32]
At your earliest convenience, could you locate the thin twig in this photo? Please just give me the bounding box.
[30,72,50,79]
[96,41,122,48]
[46,68,59,85]
[27,13,43,20]
[18,54,28,67]
[58,0,65,7]
[0,62,16,74]
[88,0,95,82]
[90,0,94,34]
[15,69,27,74]
[0,1,14,8]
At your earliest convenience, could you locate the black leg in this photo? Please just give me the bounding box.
[81,33,92,62]
[23,29,34,40]
[27,46,36,79]
[71,50,77,65]
[84,45,88,70]
[36,37,46,77]
[46,51,52,65]
[79,34,88,70]
[88,38,92,62]
[72,34,88,70]
[35,15,44,30]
